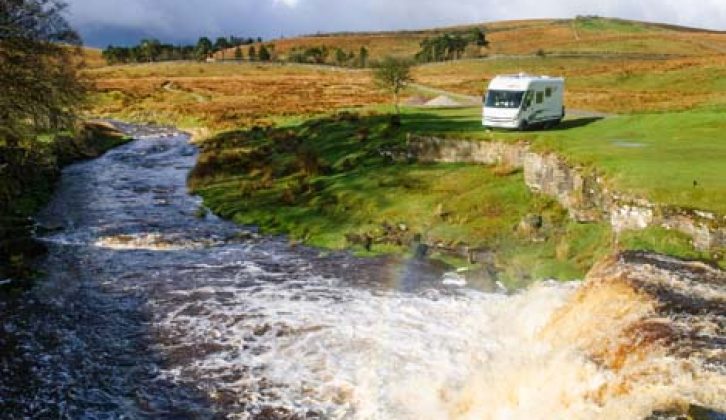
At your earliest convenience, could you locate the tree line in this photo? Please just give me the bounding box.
[415,28,489,63]
[102,36,264,64]
[287,46,369,67]
[102,27,489,66]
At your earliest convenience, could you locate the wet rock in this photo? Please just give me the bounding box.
[647,405,726,420]
[413,242,429,259]
[544,251,726,414]
[517,213,543,236]
[35,223,64,236]
[1,238,47,258]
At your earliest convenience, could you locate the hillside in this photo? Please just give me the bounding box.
[412,54,726,112]
[218,17,726,62]
[81,47,107,68]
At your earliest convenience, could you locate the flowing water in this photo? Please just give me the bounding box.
[0,126,719,418]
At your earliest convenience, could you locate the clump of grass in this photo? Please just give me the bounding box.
[194,206,208,219]
[619,227,724,268]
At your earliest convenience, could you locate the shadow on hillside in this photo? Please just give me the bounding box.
[401,111,604,135]
[403,111,486,135]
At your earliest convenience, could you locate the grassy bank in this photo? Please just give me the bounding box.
[190,106,724,279]
[190,112,614,286]
[0,122,131,288]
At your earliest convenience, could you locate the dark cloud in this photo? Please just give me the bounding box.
[64,0,726,47]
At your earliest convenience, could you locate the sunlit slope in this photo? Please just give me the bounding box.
[221,17,726,61]
[412,54,726,113]
[86,62,387,131]
[82,47,107,68]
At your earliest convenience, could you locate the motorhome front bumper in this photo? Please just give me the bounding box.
[483,116,519,129]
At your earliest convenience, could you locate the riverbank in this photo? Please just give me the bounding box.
[187,106,724,286]
[188,112,607,286]
[0,121,131,289]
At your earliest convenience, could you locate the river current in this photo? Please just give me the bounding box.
[0,125,622,418]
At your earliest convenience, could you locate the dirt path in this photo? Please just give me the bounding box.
[161,82,208,103]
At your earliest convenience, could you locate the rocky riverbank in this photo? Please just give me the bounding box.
[547,251,725,417]
[408,135,725,259]
[453,250,725,418]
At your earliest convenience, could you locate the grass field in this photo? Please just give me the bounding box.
[82,47,108,68]
[86,62,387,132]
[188,108,724,276]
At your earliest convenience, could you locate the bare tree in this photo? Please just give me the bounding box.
[0,0,86,147]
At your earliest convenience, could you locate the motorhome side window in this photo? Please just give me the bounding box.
[536,91,544,104]
[545,87,553,97]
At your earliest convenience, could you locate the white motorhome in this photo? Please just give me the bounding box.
[482,74,565,130]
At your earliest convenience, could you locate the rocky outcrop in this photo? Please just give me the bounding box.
[407,135,726,252]
[523,151,607,222]
[542,251,725,417]
[408,135,529,167]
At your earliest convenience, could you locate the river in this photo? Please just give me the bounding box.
[3,125,708,418]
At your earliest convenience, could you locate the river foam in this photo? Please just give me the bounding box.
[149,264,604,418]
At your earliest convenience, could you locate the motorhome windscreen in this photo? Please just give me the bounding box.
[485,90,525,109]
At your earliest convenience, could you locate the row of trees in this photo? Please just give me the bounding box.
[102,28,489,67]
[287,46,369,67]
[415,28,489,63]
[104,39,373,68]
[232,44,275,62]
[102,36,264,64]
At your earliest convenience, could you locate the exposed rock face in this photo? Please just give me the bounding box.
[523,151,606,222]
[542,251,725,417]
[407,135,725,252]
[609,202,655,232]
[407,135,528,167]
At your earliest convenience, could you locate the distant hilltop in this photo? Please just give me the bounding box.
[214,16,726,62]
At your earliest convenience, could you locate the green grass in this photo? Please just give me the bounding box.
[190,105,724,282]
[574,17,652,34]
[387,106,726,215]
[619,226,723,269]
[534,111,726,213]
[191,112,616,286]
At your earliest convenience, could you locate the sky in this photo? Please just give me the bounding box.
[64,0,726,47]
